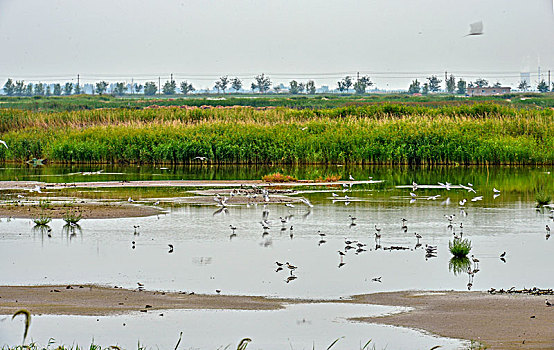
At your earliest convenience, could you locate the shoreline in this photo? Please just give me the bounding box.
[1,286,553,349]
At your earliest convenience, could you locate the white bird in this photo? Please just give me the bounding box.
[0,140,8,148]
[128,197,134,203]
[471,196,483,202]
[410,192,417,198]
[332,193,339,197]
[194,156,208,161]
[459,199,467,206]
[285,203,295,208]
[299,197,313,208]
[427,195,441,200]
[493,188,500,193]
[29,185,42,193]
[349,174,355,181]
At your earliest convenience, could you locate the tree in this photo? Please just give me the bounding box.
[493,81,502,88]
[456,80,467,94]
[298,82,305,94]
[14,81,25,96]
[216,76,229,93]
[53,84,62,96]
[474,78,488,88]
[34,83,45,96]
[408,79,421,94]
[422,83,429,95]
[3,79,15,96]
[537,80,550,93]
[95,81,108,95]
[289,80,299,94]
[306,80,316,94]
[134,84,143,94]
[114,82,127,96]
[63,82,73,95]
[337,76,353,93]
[446,75,456,93]
[518,81,530,91]
[144,82,157,96]
[162,80,176,95]
[273,85,281,93]
[45,86,51,96]
[180,81,194,95]
[427,76,442,93]
[251,74,271,93]
[74,84,82,94]
[231,78,242,92]
[25,83,33,96]
[353,75,373,94]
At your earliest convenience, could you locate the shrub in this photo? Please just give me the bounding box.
[449,238,472,257]
[262,172,297,183]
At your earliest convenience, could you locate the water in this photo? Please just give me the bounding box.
[0,303,468,349]
[0,165,553,348]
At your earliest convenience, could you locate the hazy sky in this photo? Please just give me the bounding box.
[0,0,553,90]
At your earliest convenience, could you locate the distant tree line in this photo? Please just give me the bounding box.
[4,73,552,97]
[407,75,552,95]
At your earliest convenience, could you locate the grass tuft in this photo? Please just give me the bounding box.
[449,238,472,258]
[32,216,52,225]
[535,192,551,207]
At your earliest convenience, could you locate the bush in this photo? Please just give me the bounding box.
[449,238,472,257]
[262,172,297,183]
[32,216,51,225]
[536,192,551,207]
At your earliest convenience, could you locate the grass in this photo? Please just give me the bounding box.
[0,102,552,165]
[535,192,551,207]
[32,216,52,225]
[62,210,82,225]
[449,238,472,258]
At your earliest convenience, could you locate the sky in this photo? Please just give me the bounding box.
[0,0,553,90]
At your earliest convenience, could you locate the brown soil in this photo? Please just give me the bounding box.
[351,291,554,350]
[0,203,162,219]
[0,285,289,316]
[1,287,553,349]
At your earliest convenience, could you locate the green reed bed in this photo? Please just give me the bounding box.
[0,104,553,164]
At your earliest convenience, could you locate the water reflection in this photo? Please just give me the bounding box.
[62,223,82,240]
[449,256,471,276]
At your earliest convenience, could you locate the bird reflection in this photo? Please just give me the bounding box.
[212,207,228,216]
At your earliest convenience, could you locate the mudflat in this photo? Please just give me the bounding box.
[1,286,553,349]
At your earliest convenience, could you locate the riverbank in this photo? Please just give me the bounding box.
[1,286,552,349]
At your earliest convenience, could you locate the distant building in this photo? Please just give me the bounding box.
[467,86,511,96]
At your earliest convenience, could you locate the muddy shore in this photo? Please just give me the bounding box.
[1,286,553,349]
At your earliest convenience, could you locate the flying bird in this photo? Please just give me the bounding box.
[466,21,484,36]
[0,139,7,149]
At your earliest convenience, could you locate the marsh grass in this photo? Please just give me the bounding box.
[449,238,472,258]
[32,216,52,225]
[535,192,551,207]
[0,103,552,165]
[449,256,472,276]
[62,211,82,225]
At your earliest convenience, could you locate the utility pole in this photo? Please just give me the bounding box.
[445,71,448,92]
[131,78,134,95]
[548,70,551,90]
[77,74,80,87]
[158,76,161,95]
[170,73,173,82]
[357,71,359,82]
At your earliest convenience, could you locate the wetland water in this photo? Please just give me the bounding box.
[0,165,553,349]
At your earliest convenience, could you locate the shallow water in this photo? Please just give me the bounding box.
[0,303,468,350]
[0,165,553,348]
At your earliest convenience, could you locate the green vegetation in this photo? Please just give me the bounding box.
[32,216,52,226]
[535,192,552,207]
[449,238,472,258]
[62,210,82,225]
[0,96,553,165]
